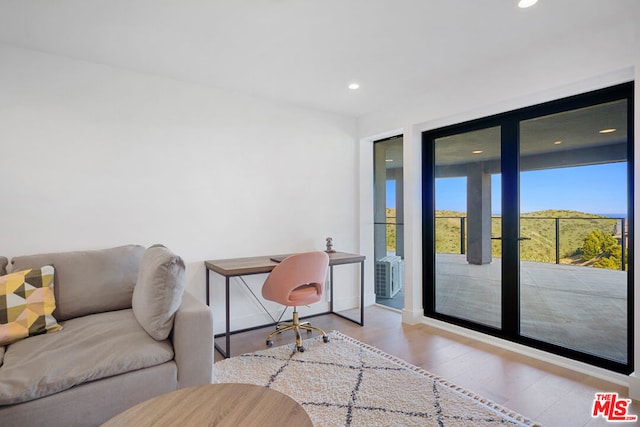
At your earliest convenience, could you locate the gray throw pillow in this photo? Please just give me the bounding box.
[132,245,186,341]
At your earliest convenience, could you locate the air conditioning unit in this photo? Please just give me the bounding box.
[375,255,403,298]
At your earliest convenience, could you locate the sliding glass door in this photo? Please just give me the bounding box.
[423,83,633,373]
[518,100,630,366]
[433,126,501,329]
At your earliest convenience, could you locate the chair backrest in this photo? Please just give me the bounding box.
[262,251,329,306]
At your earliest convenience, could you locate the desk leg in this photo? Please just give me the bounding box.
[330,261,365,326]
[213,276,231,359]
[329,265,334,313]
[225,276,230,357]
[205,268,210,306]
[360,260,365,326]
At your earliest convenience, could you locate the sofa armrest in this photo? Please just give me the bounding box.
[172,291,214,388]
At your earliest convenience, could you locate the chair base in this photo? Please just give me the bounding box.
[266,308,329,352]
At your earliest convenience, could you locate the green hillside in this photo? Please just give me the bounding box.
[383,208,623,269]
[429,209,621,268]
[519,210,618,264]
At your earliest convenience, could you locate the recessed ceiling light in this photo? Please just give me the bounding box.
[472,150,483,154]
[348,83,360,90]
[599,128,617,134]
[518,0,538,8]
[553,140,562,145]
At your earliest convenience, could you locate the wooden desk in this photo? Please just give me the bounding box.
[102,383,312,427]
[205,251,365,358]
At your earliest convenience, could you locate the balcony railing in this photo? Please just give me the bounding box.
[435,216,627,271]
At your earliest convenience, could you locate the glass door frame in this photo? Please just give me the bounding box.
[422,82,634,374]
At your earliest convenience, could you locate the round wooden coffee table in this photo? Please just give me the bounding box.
[102,383,312,427]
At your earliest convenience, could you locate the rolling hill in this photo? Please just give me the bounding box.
[385,209,622,268]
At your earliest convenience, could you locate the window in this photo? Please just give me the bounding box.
[374,136,404,309]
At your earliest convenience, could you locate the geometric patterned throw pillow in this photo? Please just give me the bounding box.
[0,266,62,346]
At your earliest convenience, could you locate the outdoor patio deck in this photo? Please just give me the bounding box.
[377,253,628,363]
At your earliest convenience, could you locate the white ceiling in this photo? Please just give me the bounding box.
[0,0,638,117]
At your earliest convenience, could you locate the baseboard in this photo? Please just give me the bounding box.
[628,374,640,400]
[364,292,377,307]
[331,295,368,312]
[401,308,423,325]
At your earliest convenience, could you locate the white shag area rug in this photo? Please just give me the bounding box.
[214,331,541,426]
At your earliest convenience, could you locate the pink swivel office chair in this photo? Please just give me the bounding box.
[262,251,330,352]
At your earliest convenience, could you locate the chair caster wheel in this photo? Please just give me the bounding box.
[266,340,273,347]
[306,329,312,334]
[297,346,305,352]
[323,336,330,343]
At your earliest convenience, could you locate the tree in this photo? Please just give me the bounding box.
[581,231,603,260]
[594,256,619,269]
[581,230,622,269]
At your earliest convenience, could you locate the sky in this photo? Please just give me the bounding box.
[415,162,629,216]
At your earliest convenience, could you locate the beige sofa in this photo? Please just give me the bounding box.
[0,245,214,427]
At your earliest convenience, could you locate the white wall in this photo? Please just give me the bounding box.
[357,18,640,390]
[0,44,362,333]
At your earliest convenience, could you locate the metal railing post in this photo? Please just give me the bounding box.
[621,217,626,271]
[555,218,560,264]
[460,217,465,255]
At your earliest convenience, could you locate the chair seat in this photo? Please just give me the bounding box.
[288,284,322,305]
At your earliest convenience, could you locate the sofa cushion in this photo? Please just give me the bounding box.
[0,266,62,346]
[0,309,174,405]
[11,245,145,321]
[0,257,7,276]
[0,346,4,368]
[133,245,186,341]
